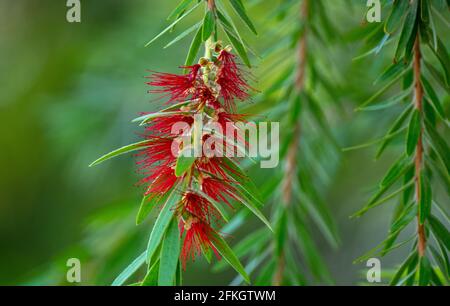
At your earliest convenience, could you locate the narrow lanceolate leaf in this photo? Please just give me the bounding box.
[222,26,251,68]
[425,121,450,174]
[194,190,229,222]
[376,105,413,159]
[202,10,215,41]
[406,109,421,156]
[136,191,170,225]
[132,111,192,125]
[352,180,415,218]
[229,0,258,35]
[222,157,263,204]
[395,0,418,60]
[374,61,408,85]
[381,155,411,188]
[210,232,251,284]
[419,173,432,224]
[158,218,181,286]
[185,25,203,66]
[385,0,410,34]
[146,189,182,262]
[89,140,152,167]
[418,257,431,286]
[164,22,202,48]
[360,68,408,108]
[421,76,445,119]
[358,90,410,112]
[235,193,273,232]
[175,147,196,177]
[390,251,418,285]
[429,38,450,86]
[112,251,146,286]
[145,1,202,47]
[167,0,194,20]
[141,261,160,286]
[429,215,450,251]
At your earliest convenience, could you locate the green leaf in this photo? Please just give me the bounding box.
[185,24,203,66]
[429,38,450,86]
[164,22,202,48]
[222,158,263,204]
[145,1,202,47]
[217,10,251,67]
[193,190,229,222]
[424,60,450,93]
[175,147,196,177]
[357,90,410,112]
[425,121,450,175]
[374,62,409,85]
[360,68,409,108]
[132,111,192,126]
[352,180,415,218]
[390,202,416,234]
[419,173,432,224]
[381,155,411,188]
[229,0,258,35]
[141,260,160,286]
[394,0,418,61]
[89,140,152,167]
[112,251,146,286]
[211,232,251,284]
[146,189,182,262]
[136,191,170,225]
[385,0,410,34]
[406,109,421,156]
[429,215,450,250]
[202,10,215,41]
[158,218,181,286]
[418,256,431,286]
[390,251,418,285]
[421,76,445,119]
[167,0,194,20]
[236,193,272,231]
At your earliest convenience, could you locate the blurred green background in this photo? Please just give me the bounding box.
[0,0,447,285]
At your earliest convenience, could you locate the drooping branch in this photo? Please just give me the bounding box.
[413,34,426,258]
[274,0,309,286]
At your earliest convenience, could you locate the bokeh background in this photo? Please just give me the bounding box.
[0,0,448,285]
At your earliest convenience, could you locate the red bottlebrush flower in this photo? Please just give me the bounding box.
[144,113,194,136]
[136,137,178,195]
[177,192,220,223]
[142,165,178,197]
[202,177,239,209]
[195,157,241,180]
[217,111,248,130]
[216,50,251,112]
[179,218,220,269]
[146,64,202,103]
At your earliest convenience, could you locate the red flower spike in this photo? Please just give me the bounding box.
[136,137,178,195]
[195,157,242,181]
[144,114,194,136]
[177,192,221,224]
[146,64,202,103]
[179,218,220,269]
[202,177,239,209]
[216,50,251,112]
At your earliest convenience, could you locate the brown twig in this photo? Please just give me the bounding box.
[413,34,426,257]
